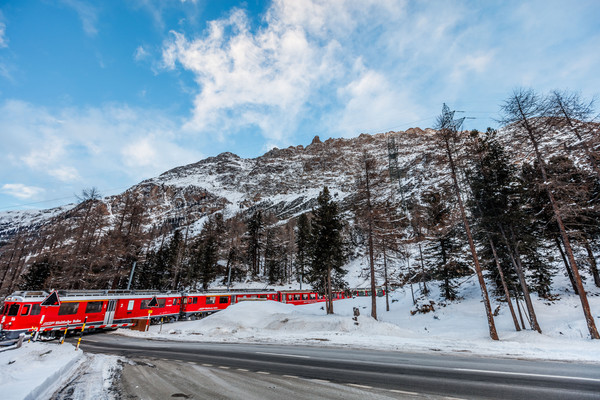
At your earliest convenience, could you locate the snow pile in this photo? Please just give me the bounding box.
[0,342,83,400]
[119,277,600,363]
[0,342,122,400]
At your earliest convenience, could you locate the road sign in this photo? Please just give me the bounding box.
[41,291,60,307]
[148,296,159,308]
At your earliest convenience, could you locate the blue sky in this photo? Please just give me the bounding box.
[0,0,599,210]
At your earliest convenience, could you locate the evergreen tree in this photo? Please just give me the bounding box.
[246,211,264,276]
[295,213,311,287]
[421,189,469,301]
[18,257,55,290]
[189,214,224,290]
[265,227,285,284]
[307,186,347,314]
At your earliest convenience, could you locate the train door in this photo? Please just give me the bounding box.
[103,300,116,325]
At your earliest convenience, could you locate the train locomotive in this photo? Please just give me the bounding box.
[0,288,352,342]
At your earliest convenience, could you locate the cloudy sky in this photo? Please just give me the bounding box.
[0,0,599,210]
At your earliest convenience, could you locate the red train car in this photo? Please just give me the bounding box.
[0,287,350,341]
[180,290,279,318]
[0,290,181,340]
[280,290,348,305]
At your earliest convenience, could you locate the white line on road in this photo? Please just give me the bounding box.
[453,368,600,382]
[218,366,230,370]
[283,375,299,379]
[237,368,249,372]
[255,351,311,359]
[311,379,330,384]
[390,389,419,395]
[348,383,373,389]
[257,371,270,375]
[201,363,213,367]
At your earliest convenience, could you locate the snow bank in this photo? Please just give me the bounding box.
[118,277,600,363]
[0,342,83,400]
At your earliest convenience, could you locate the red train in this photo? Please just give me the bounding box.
[0,288,349,341]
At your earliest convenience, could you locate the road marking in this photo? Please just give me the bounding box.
[348,383,372,389]
[283,375,299,379]
[218,366,230,370]
[390,389,419,395]
[201,363,213,367]
[453,368,600,382]
[311,379,330,384]
[257,371,270,375]
[237,368,249,372]
[255,351,310,359]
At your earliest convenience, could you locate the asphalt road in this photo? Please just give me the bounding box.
[76,334,600,400]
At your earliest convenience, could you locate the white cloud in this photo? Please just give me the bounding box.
[134,45,149,61]
[0,21,8,48]
[1,184,45,199]
[161,1,403,143]
[61,0,99,37]
[0,100,203,197]
[49,166,81,182]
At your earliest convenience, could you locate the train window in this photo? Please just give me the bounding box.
[7,304,20,316]
[302,294,308,300]
[85,301,103,314]
[58,302,80,315]
[310,294,316,300]
[288,295,293,300]
[31,304,41,316]
[158,299,166,308]
[2,304,8,315]
[21,305,31,316]
[206,297,215,305]
[193,297,197,304]
[259,295,266,299]
[219,297,229,304]
[127,300,134,311]
[294,294,300,300]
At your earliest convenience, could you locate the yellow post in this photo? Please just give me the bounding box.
[75,317,87,351]
[146,310,152,332]
[60,325,69,345]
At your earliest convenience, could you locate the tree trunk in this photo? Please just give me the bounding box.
[418,243,428,296]
[499,224,542,333]
[383,246,390,312]
[489,237,521,331]
[442,133,498,340]
[327,265,333,314]
[520,111,599,339]
[582,236,600,288]
[555,237,578,294]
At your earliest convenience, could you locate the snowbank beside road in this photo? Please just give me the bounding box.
[118,278,600,363]
[0,342,121,400]
[0,342,83,400]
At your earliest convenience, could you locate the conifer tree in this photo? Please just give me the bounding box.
[18,257,55,290]
[421,189,469,301]
[501,89,599,339]
[436,104,499,340]
[295,213,311,288]
[246,211,264,276]
[307,186,347,314]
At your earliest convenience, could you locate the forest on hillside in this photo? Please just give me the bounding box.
[1,89,599,338]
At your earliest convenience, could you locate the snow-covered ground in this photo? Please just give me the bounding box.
[2,276,599,399]
[0,342,121,400]
[118,276,600,363]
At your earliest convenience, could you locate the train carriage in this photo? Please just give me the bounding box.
[0,290,182,340]
[1,287,351,342]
